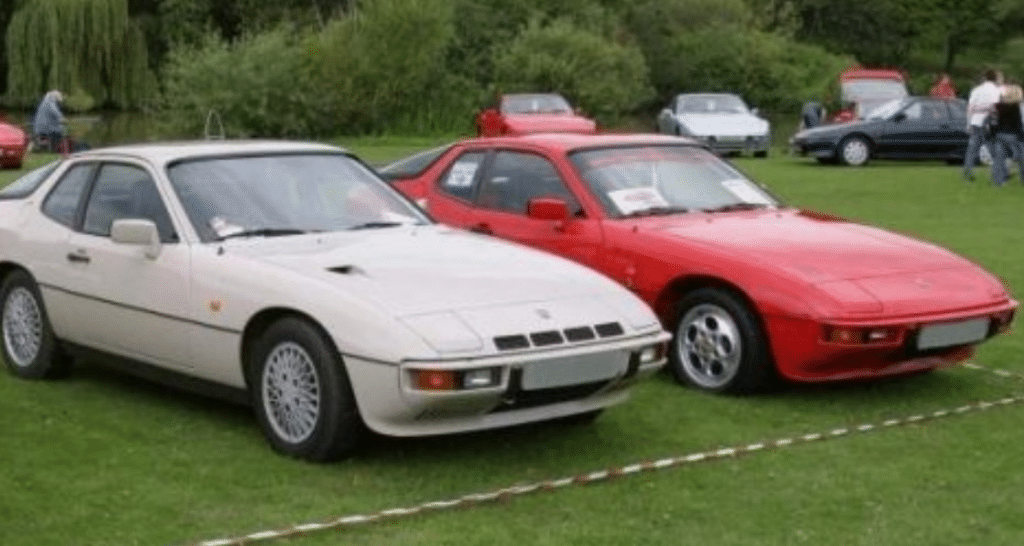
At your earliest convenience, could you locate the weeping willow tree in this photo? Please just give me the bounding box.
[5,0,156,109]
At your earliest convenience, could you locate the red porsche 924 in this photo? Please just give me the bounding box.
[381,133,1016,394]
[0,120,28,169]
[476,93,597,137]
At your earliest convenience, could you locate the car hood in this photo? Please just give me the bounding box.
[503,114,597,135]
[641,209,1010,314]
[0,122,25,145]
[645,209,979,282]
[226,225,651,322]
[797,118,878,139]
[677,113,769,136]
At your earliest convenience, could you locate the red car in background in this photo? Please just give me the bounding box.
[381,133,1016,394]
[476,93,597,137]
[0,120,28,169]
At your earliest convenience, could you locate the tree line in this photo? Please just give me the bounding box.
[2,0,1024,137]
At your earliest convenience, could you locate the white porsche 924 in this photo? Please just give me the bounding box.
[0,141,669,461]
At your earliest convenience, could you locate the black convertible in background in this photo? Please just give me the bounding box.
[791,96,983,166]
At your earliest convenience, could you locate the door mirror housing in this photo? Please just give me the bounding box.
[527,197,570,221]
[111,218,162,259]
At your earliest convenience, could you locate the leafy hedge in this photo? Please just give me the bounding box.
[158,0,850,138]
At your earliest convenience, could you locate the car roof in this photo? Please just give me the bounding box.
[458,132,698,153]
[68,139,347,165]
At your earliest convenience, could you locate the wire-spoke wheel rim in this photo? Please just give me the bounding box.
[261,341,321,444]
[676,303,742,389]
[2,287,43,368]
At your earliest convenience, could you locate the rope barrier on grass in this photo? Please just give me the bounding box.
[183,363,1024,546]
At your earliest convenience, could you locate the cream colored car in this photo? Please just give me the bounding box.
[0,141,668,461]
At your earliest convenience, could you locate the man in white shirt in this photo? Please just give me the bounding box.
[963,69,1003,181]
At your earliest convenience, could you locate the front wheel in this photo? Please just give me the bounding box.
[668,288,775,394]
[0,270,71,379]
[249,317,364,461]
[839,136,870,166]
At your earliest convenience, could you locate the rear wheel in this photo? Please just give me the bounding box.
[249,317,364,461]
[839,136,870,166]
[0,270,71,379]
[668,288,774,394]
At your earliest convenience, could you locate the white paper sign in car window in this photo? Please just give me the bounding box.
[608,187,670,215]
[721,179,772,205]
[445,161,479,188]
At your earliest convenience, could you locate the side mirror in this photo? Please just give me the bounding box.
[751,107,760,116]
[111,218,162,259]
[527,197,570,221]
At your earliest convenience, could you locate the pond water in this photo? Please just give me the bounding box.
[3,111,167,147]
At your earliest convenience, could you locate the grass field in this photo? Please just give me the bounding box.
[2,145,1023,546]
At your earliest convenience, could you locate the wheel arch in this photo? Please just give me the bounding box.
[654,274,761,328]
[840,132,875,151]
[240,307,342,388]
[0,261,30,287]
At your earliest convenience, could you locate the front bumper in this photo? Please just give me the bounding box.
[697,135,770,154]
[345,331,669,437]
[764,302,1016,382]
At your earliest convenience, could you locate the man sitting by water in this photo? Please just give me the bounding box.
[32,90,67,153]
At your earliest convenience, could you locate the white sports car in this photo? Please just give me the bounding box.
[0,141,668,461]
[657,93,771,157]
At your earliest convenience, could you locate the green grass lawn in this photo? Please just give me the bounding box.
[2,145,1024,546]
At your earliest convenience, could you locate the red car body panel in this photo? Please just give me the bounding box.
[476,93,597,137]
[0,121,28,169]
[387,133,1016,383]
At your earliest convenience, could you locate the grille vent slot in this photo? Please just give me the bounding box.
[494,322,623,351]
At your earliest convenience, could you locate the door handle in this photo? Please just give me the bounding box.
[469,223,493,235]
[66,250,90,264]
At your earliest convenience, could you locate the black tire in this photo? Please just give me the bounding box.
[668,287,775,394]
[753,150,769,158]
[249,317,364,461]
[838,136,870,166]
[0,270,71,379]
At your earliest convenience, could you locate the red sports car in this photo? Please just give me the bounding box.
[476,93,597,137]
[381,133,1016,393]
[0,120,28,169]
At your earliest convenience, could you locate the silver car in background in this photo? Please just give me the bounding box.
[657,93,771,157]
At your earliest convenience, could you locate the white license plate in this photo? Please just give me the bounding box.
[521,351,628,390]
[916,318,989,350]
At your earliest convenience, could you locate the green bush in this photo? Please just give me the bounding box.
[493,17,654,124]
[159,28,326,139]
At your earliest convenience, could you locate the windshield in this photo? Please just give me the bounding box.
[167,153,429,242]
[0,161,60,199]
[866,98,909,120]
[569,145,778,218]
[677,95,748,114]
[501,94,573,115]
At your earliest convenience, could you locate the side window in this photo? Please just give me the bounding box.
[477,151,579,215]
[42,164,96,228]
[921,101,946,121]
[903,102,922,120]
[438,152,485,201]
[83,163,177,242]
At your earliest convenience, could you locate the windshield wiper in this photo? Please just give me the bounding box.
[701,203,771,213]
[217,228,311,241]
[347,221,409,230]
[622,206,690,218]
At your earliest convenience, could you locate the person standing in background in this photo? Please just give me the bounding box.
[930,73,957,99]
[989,83,1024,186]
[32,90,67,153]
[963,69,1002,182]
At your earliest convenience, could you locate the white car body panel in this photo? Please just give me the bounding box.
[0,141,669,439]
[657,93,771,155]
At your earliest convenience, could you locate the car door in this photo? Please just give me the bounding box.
[878,100,941,156]
[462,149,604,268]
[54,161,195,372]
